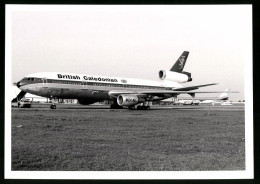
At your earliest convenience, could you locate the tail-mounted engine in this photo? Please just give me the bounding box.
[159,70,192,83]
[117,95,145,106]
[159,51,192,83]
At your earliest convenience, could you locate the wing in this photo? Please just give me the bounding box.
[108,83,228,99]
[109,90,231,97]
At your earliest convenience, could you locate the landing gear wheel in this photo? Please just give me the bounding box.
[128,106,136,110]
[136,106,142,110]
[50,104,56,109]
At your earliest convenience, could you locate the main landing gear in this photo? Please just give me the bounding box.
[128,102,152,110]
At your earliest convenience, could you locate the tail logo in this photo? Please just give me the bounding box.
[178,57,185,69]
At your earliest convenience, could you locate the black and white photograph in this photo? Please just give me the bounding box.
[5,5,253,179]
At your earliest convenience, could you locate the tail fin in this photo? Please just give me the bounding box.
[218,88,230,100]
[170,51,189,73]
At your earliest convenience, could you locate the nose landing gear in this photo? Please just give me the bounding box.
[50,103,56,109]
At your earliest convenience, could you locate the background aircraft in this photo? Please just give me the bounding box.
[177,88,231,105]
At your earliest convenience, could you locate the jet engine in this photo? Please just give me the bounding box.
[159,70,192,83]
[117,95,145,106]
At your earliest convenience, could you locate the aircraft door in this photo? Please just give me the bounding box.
[123,84,127,89]
[82,81,87,89]
[121,79,127,90]
[42,77,47,87]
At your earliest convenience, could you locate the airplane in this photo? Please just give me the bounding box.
[220,101,232,106]
[177,88,231,105]
[14,51,231,110]
[180,100,200,106]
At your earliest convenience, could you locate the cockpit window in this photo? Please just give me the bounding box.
[24,77,35,81]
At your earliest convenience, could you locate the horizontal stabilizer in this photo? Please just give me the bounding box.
[172,83,218,91]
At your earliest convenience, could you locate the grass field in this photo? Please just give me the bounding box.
[11,105,245,171]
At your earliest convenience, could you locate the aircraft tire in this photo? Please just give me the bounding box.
[50,104,56,109]
[136,106,142,110]
[128,106,136,110]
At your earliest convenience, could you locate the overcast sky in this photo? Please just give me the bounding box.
[7,5,252,101]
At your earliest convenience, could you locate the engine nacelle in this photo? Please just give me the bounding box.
[182,71,192,82]
[159,70,192,83]
[117,95,145,106]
